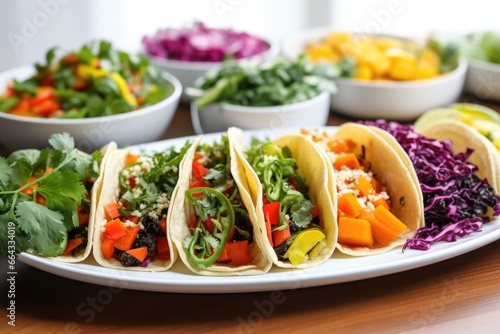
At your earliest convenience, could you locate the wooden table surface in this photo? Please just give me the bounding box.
[1,100,500,334]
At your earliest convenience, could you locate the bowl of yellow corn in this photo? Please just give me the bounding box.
[282,28,467,120]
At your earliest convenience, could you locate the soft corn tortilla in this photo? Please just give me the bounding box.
[416,119,500,194]
[93,144,188,271]
[54,141,118,263]
[331,123,424,256]
[169,135,273,276]
[228,127,338,269]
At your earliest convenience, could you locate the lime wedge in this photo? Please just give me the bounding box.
[449,103,500,124]
[488,129,500,151]
[470,119,500,136]
[414,108,462,132]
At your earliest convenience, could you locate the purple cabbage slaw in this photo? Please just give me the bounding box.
[360,120,500,251]
[142,21,270,62]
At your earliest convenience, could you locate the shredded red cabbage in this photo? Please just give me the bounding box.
[360,120,500,250]
[140,257,151,268]
[142,21,269,62]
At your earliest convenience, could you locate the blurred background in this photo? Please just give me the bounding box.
[1,0,500,71]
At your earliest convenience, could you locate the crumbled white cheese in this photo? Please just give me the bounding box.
[196,150,211,165]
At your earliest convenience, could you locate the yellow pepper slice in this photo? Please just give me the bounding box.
[284,228,326,265]
[110,72,137,107]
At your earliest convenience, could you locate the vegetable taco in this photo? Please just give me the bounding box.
[301,123,424,256]
[361,120,500,250]
[169,134,272,276]
[0,133,116,263]
[228,127,337,269]
[93,141,193,271]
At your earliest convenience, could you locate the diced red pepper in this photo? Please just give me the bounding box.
[192,161,209,181]
[272,221,291,247]
[159,217,167,234]
[202,216,214,233]
[311,203,320,218]
[156,236,170,254]
[229,240,252,267]
[263,201,280,226]
[216,243,231,263]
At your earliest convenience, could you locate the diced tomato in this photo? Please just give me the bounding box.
[192,161,209,181]
[32,100,60,116]
[29,89,56,107]
[128,177,136,188]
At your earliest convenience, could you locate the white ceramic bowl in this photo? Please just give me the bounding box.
[0,66,182,153]
[190,91,331,134]
[282,27,468,121]
[144,38,279,100]
[464,58,500,101]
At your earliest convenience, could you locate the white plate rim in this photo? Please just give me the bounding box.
[17,127,500,293]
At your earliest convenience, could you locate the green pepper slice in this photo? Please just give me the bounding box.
[185,187,235,269]
[263,161,283,202]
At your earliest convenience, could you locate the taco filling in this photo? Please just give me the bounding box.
[302,129,408,249]
[245,139,327,266]
[362,120,500,250]
[182,136,255,269]
[97,143,190,268]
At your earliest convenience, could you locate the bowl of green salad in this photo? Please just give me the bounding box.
[460,31,500,101]
[188,56,337,134]
[0,40,182,153]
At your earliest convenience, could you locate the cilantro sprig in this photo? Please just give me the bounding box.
[0,133,99,257]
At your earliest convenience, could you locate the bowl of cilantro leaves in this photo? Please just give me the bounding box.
[0,40,182,153]
[188,56,337,134]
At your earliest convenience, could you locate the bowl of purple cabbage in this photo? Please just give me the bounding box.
[142,22,279,99]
